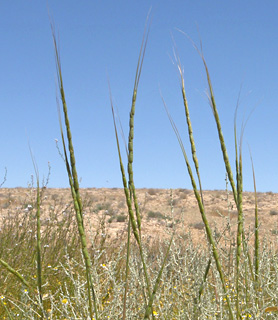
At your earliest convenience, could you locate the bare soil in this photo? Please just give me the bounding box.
[1,188,278,247]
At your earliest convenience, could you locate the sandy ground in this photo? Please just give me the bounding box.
[1,187,278,247]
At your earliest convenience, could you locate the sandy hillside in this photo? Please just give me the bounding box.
[1,188,278,247]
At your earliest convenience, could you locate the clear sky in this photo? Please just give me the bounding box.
[1,1,278,192]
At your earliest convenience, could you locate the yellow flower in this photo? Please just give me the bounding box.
[0,295,7,306]
[62,298,68,304]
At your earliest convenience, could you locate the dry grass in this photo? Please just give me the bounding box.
[1,189,278,319]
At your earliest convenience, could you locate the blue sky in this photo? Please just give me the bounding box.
[1,1,278,192]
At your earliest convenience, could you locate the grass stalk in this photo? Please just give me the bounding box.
[174,49,204,204]
[51,24,98,320]
[182,39,238,206]
[235,142,243,319]
[110,80,152,298]
[202,45,257,319]
[111,99,154,315]
[0,299,14,320]
[144,234,174,319]
[122,217,131,320]
[0,258,31,289]
[29,147,44,317]
[173,45,215,304]
[109,95,133,320]
[0,167,7,188]
[110,87,140,244]
[207,82,237,204]
[253,180,259,286]
[125,25,155,311]
[200,41,251,319]
[234,109,256,318]
[127,19,150,237]
[163,99,234,319]
[250,150,259,306]
[110,15,172,319]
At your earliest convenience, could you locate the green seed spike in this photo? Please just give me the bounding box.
[110,14,167,319]
[110,81,152,303]
[110,90,140,244]
[51,24,83,227]
[172,40,204,205]
[127,19,150,235]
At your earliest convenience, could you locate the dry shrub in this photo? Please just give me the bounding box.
[148,188,159,196]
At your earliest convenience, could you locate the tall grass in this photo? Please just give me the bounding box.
[1,17,278,320]
[51,22,98,320]
[110,15,174,319]
[162,37,273,319]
